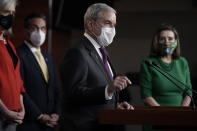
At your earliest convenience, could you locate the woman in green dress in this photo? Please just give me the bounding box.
[139,24,192,131]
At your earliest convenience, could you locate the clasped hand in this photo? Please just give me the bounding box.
[39,114,59,128]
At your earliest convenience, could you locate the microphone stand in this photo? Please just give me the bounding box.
[153,63,197,94]
[147,61,196,110]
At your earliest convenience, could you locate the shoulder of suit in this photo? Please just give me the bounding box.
[68,37,90,54]
[41,49,52,59]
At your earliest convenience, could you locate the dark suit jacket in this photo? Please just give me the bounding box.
[16,43,60,131]
[60,36,119,131]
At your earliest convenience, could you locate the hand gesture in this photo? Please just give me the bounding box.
[108,76,131,95]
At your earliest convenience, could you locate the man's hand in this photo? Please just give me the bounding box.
[50,114,59,122]
[39,114,60,128]
[39,114,51,126]
[107,76,131,95]
[117,101,134,110]
[47,114,59,127]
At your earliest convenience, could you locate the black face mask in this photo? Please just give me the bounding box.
[0,14,14,30]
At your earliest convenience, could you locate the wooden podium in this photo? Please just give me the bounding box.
[99,106,197,129]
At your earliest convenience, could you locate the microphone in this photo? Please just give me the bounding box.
[144,61,152,66]
[152,61,197,93]
[145,60,196,110]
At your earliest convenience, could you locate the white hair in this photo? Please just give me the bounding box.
[0,0,17,10]
[84,3,116,27]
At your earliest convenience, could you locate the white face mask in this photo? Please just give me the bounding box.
[30,30,46,47]
[97,27,116,47]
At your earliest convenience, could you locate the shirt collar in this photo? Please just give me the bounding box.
[84,32,101,50]
[84,33,104,59]
[24,40,41,53]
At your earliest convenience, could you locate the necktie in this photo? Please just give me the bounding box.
[35,51,49,82]
[99,47,113,80]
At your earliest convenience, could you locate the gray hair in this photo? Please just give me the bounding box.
[0,0,17,10]
[84,3,116,27]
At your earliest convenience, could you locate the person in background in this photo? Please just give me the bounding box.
[139,23,192,131]
[0,0,25,130]
[16,13,61,131]
[60,3,133,131]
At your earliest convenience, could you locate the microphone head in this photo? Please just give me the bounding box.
[152,62,161,68]
[144,60,161,68]
[144,60,153,66]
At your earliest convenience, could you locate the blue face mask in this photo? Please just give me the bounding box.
[0,14,14,30]
[159,42,177,56]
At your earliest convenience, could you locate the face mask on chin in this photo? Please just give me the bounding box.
[159,42,177,56]
[30,30,46,47]
[0,14,14,30]
[97,27,116,47]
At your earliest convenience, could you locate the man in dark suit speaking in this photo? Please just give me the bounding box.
[16,13,60,131]
[60,3,133,131]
